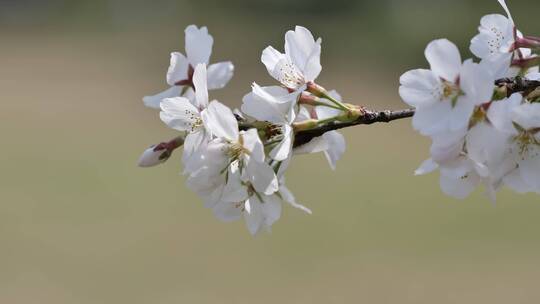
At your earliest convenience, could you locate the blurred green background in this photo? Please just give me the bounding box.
[1,0,540,303]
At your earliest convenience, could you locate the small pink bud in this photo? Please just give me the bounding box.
[306,82,327,98]
[138,145,169,167]
[298,92,320,105]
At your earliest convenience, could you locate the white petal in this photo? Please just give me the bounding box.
[511,102,540,131]
[425,39,462,81]
[221,168,249,203]
[185,25,213,65]
[481,14,511,31]
[213,201,242,222]
[449,97,475,131]
[207,61,234,90]
[439,168,479,199]
[241,84,298,124]
[430,130,466,164]
[182,129,207,169]
[303,42,322,82]
[241,128,265,163]
[192,63,208,108]
[260,194,282,227]
[244,197,263,235]
[246,161,278,195]
[143,86,182,109]
[412,101,453,136]
[271,57,306,89]
[466,122,510,167]
[159,97,201,132]
[498,0,514,23]
[202,100,239,141]
[322,131,346,170]
[285,26,320,74]
[200,139,230,169]
[166,52,189,86]
[186,166,226,205]
[504,168,536,193]
[399,69,441,107]
[279,184,312,214]
[261,46,285,77]
[293,136,328,154]
[439,157,474,179]
[276,154,292,179]
[478,54,513,79]
[518,145,540,191]
[459,59,494,105]
[487,93,522,134]
[269,125,293,161]
[414,158,439,175]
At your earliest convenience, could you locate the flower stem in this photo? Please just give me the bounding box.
[320,92,350,111]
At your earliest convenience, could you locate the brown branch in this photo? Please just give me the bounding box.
[495,76,540,96]
[162,76,540,153]
[293,108,415,147]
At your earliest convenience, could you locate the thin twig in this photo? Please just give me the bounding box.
[164,76,540,152]
[293,108,415,147]
[495,76,540,96]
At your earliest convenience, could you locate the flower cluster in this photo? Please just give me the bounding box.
[139,25,356,234]
[400,0,540,200]
[140,1,540,235]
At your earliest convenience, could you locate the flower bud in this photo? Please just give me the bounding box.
[298,91,320,105]
[138,145,170,167]
[306,82,327,98]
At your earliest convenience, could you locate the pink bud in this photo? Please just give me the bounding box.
[137,145,169,167]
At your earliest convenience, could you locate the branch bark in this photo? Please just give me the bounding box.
[495,76,540,96]
[162,76,540,153]
[293,108,415,147]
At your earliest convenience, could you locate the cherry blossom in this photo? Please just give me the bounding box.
[400,39,495,136]
[261,26,322,91]
[241,83,300,161]
[159,63,211,172]
[143,25,234,109]
[488,95,540,193]
[139,2,540,235]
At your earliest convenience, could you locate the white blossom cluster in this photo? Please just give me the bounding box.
[400,0,540,200]
[139,0,540,235]
[139,25,349,234]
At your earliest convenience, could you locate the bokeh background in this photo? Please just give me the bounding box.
[2,0,540,303]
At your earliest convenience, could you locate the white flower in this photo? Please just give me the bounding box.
[465,121,516,200]
[261,26,322,91]
[211,176,310,235]
[143,25,234,109]
[399,39,495,136]
[414,99,517,201]
[159,64,211,172]
[241,83,300,161]
[198,100,279,198]
[488,94,540,193]
[417,153,495,200]
[210,190,281,235]
[471,1,540,78]
[470,0,515,62]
